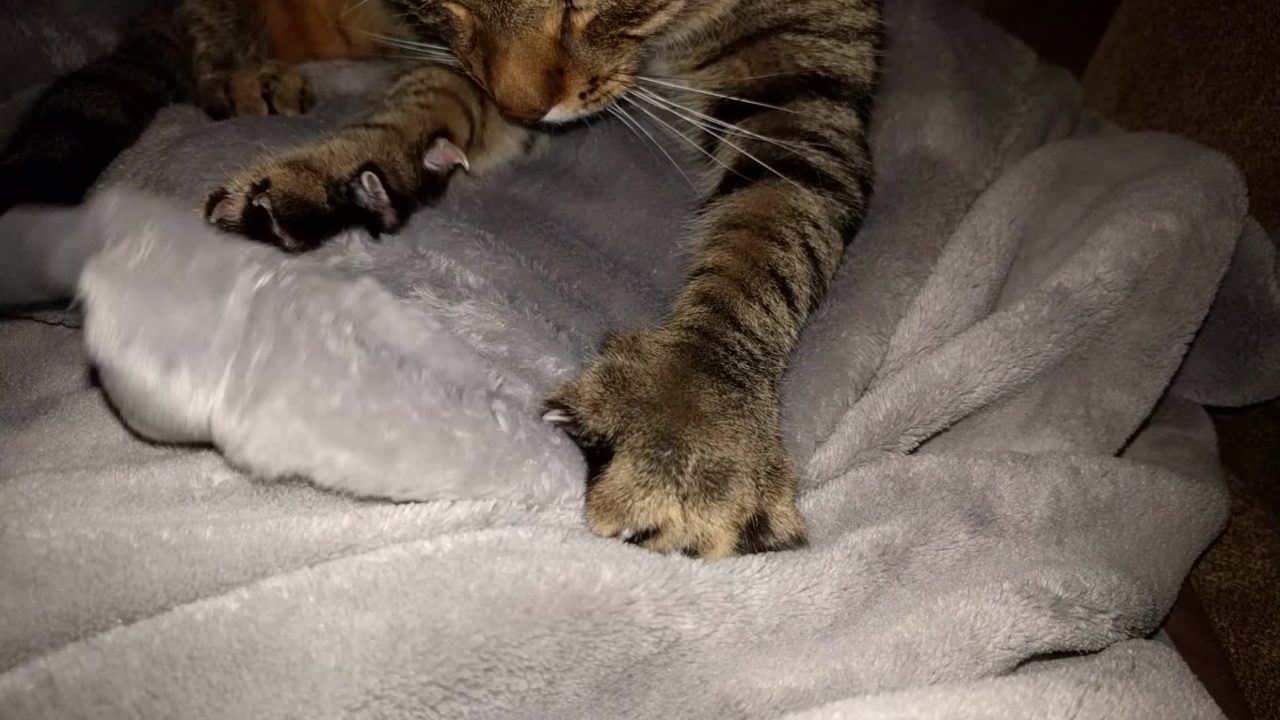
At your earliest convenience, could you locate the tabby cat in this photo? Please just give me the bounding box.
[8,0,883,559]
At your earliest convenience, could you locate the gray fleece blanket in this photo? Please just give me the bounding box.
[4,0,1280,717]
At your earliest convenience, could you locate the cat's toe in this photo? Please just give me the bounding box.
[256,62,311,117]
[198,63,312,119]
[577,451,807,559]
[203,177,324,252]
[544,332,808,560]
[203,134,469,251]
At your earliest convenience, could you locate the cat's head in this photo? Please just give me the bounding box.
[385,0,693,123]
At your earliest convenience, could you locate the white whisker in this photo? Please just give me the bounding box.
[341,0,374,17]
[347,28,454,54]
[631,87,812,155]
[372,47,458,60]
[611,102,696,190]
[629,93,802,190]
[629,93,736,150]
[621,96,749,189]
[637,69,813,83]
[377,52,461,67]
[633,76,797,115]
[340,29,460,66]
[606,105,657,162]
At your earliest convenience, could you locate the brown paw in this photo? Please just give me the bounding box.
[204,135,468,251]
[545,330,807,559]
[198,61,312,119]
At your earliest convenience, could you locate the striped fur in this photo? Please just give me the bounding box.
[205,0,883,559]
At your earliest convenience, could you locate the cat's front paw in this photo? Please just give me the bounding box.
[545,331,807,559]
[204,135,469,252]
[198,61,312,119]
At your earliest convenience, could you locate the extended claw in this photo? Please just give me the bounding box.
[353,169,398,231]
[422,136,470,174]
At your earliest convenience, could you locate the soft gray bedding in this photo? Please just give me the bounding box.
[2,0,1279,717]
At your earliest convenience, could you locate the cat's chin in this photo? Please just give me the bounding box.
[539,103,600,125]
[510,106,607,135]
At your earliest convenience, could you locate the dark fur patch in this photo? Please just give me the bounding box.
[736,511,774,554]
[798,239,829,314]
[0,6,187,214]
[578,437,616,491]
[625,528,660,546]
[203,188,230,220]
[763,262,802,318]
[735,511,808,555]
[236,180,281,244]
[542,400,615,490]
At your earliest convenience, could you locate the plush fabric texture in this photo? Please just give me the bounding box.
[2,0,1278,717]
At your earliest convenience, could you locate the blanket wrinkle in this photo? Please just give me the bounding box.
[2,0,1277,717]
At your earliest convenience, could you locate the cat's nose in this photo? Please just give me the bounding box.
[498,99,554,121]
[492,67,565,120]
[486,39,570,121]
